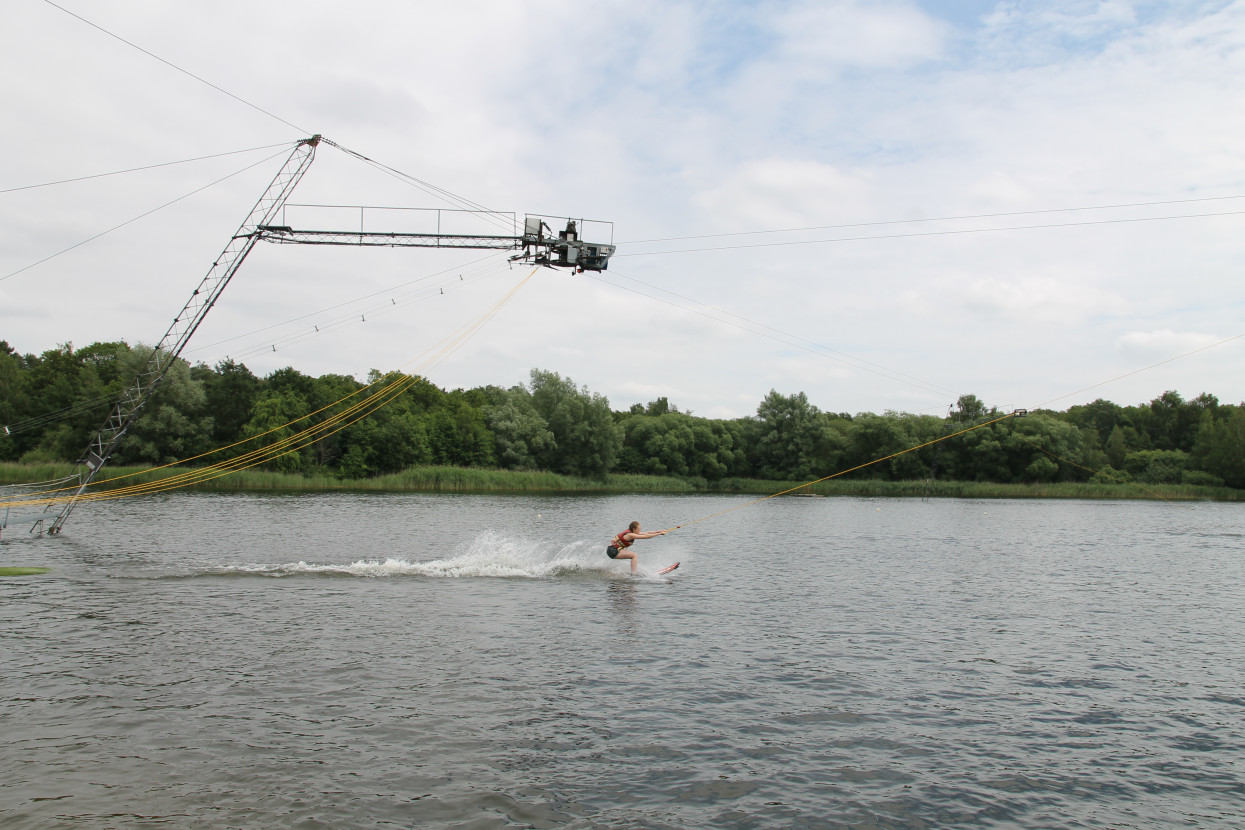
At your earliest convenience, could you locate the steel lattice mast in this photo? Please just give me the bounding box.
[47,136,322,535]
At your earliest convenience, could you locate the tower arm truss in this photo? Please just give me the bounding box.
[253,227,523,250]
[253,216,616,272]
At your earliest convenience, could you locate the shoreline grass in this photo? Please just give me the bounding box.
[0,567,52,577]
[0,461,1239,501]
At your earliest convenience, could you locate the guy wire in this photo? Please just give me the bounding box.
[0,270,537,509]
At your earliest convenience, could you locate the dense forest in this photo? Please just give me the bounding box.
[1,339,1242,489]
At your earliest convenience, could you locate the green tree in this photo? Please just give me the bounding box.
[1123,449,1190,484]
[330,373,437,476]
[716,418,757,478]
[198,359,260,446]
[754,390,825,480]
[1104,424,1129,469]
[843,412,927,480]
[1140,390,1185,451]
[77,340,130,387]
[619,411,736,480]
[338,444,371,479]
[303,372,366,469]
[999,413,1088,483]
[0,348,25,461]
[689,419,737,480]
[428,396,495,468]
[14,341,135,462]
[20,343,93,459]
[528,369,621,478]
[952,429,1009,482]
[1191,406,1245,488]
[645,396,675,416]
[239,388,311,472]
[1065,398,1127,445]
[112,346,213,466]
[351,407,432,475]
[624,413,693,477]
[953,393,988,422]
[487,386,553,470]
[1023,455,1060,482]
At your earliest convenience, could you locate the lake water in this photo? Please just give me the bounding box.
[1,492,1242,828]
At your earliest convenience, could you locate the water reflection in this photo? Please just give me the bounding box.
[6,493,1243,828]
[607,580,638,633]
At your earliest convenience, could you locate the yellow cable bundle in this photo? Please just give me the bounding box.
[1,270,537,510]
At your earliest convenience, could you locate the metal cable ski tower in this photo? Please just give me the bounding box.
[36,135,614,536]
[44,136,323,535]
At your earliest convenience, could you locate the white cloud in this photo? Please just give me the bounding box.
[1116,329,1223,362]
[963,171,1037,207]
[963,275,1128,323]
[692,159,870,228]
[771,1,950,69]
[2,0,1244,420]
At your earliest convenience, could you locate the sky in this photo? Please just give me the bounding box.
[2,0,1244,420]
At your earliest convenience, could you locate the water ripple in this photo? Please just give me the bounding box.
[1,494,1242,827]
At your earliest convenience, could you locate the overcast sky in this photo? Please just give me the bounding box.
[3,0,1243,419]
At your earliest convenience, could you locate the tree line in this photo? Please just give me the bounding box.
[1,339,1242,489]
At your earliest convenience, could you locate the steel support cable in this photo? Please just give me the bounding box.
[620,194,1245,245]
[320,138,501,217]
[169,271,539,489]
[17,269,532,503]
[9,379,407,508]
[0,271,536,508]
[615,209,1245,259]
[661,412,1021,533]
[53,272,536,502]
[219,255,511,362]
[56,374,425,502]
[45,6,482,219]
[0,475,79,489]
[188,251,505,357]
[4,395,119,436]
[398,270,535,371]
[118,373,423,495]
[319,139,515,235]
[150,272,538,492]
[1,373,414,506]
[3,366,407,503]
[11,350,448,504]
[593,269,961,399]
[0,143,296,194]
[995,332,1245,504]
[40,1,308,135]
[1,148,292,282]
[0,298,428,432]
[13,377,417,504]
[1032,331,1245,411]
[659,329,1245,532]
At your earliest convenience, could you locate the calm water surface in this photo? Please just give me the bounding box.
[1,493,1242,828]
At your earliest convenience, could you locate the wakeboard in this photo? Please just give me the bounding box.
[656,562,680,576]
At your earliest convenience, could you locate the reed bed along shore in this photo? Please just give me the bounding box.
[1,462,1239,502]
[0,567,51,576]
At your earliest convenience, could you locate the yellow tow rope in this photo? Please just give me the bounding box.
[661,411,1020,533]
